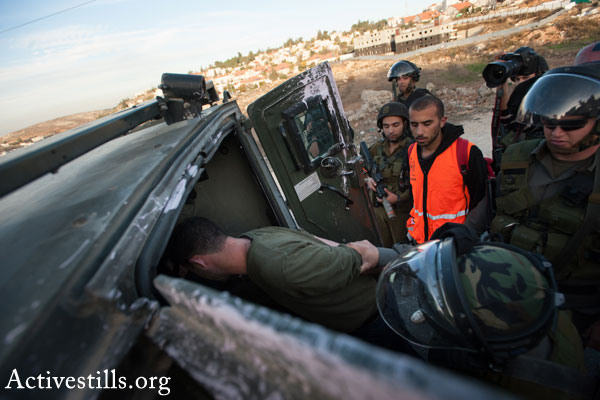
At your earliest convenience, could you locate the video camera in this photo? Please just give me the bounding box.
[158,73,221,125]
[482,47,540,88]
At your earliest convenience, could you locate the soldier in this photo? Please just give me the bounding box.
[490,63,600,343]
[387,60,431,108]
[365,102,413,247]
[163,216,417,355]
[375,224,594,398]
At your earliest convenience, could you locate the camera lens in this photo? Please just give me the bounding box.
[483,62,510,87]
[482,58,522,88]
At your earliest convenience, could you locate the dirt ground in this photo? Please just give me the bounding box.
[2,7,597,156]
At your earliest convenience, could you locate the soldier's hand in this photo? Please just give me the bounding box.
[365,177,377,192]
[382,188,398,205]
[347,240,379,274]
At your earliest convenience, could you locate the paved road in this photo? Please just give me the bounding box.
[456,112,493,158]
[356,10,565,62]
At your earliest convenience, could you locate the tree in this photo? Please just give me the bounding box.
[284,37,295,47]
[316,30,330,40]
[350,19,388,33]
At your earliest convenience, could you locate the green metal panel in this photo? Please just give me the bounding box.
[248,63,381,245]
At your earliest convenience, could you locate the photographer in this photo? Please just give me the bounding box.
[483,47,548,168]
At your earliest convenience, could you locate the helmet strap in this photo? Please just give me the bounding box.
[403,80,415,97]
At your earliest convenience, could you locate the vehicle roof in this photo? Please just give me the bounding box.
[0,109,217,348]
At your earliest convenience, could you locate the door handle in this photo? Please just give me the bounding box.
[319,184,354,208]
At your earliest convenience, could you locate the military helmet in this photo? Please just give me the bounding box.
[575,41,600,65]
[387,60,421,82]
[376,238,559,364]
[517,64,600,140]
[377,102,409,129]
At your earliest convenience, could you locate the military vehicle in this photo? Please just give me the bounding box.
[0,63,510,399]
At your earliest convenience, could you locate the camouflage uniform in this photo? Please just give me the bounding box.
[491,139,600,325]
[369,138,411,247]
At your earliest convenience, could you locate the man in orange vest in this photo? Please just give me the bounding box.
[405,95,489,243]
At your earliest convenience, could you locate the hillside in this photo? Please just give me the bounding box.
[1,4,598,156]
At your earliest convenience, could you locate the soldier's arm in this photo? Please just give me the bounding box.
[464,146,490,234]
[465,146,488,207]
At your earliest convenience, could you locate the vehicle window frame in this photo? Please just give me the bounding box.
[280,95,338,174]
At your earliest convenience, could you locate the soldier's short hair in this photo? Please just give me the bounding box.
[163,217,227,274]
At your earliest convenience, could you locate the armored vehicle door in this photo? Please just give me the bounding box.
[247,63,381,245]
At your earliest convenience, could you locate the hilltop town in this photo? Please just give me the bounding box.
[1,0,598,154]
[195,0,559,95]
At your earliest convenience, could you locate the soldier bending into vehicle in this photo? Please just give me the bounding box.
[162,217,417,356]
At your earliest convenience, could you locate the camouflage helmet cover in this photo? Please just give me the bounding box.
[376,238,557,356]
[387,60,421,82]
[377,102,409,129]
[458,244,552,341]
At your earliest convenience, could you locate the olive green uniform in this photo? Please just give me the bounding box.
[369,138,412,247]
[480,311,588,399]
[242,227,378,333]
[491,139,600,325]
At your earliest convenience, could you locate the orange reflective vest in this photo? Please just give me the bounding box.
[406,139,472,243]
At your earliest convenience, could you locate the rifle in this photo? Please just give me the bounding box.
[359,141,395,220]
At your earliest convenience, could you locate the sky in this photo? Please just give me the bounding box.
[0,0,425,136]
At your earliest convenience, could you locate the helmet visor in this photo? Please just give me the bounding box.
[376,240,475,351]
[387,61,417,81]
[517,73,600,125]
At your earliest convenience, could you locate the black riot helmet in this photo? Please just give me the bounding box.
[517,63,600,149]
[376,237,559,367]
[377,102,409,129]
[388,60,421,82]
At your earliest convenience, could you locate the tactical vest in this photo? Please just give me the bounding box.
[491,139,600,312]
[369,139,408,198]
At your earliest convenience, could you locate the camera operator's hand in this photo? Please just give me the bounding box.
[491,51,510,110]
